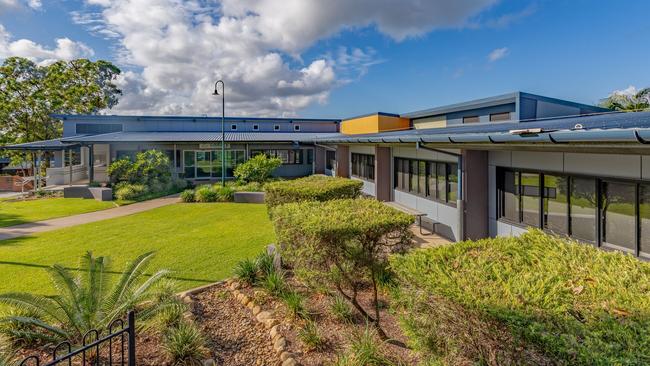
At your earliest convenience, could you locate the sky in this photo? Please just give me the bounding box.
[0,0,649,119]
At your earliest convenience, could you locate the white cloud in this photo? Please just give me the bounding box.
[487,47,509,62]
[0,0,40,12]
[0,25,94,65]
[74,0,498,116]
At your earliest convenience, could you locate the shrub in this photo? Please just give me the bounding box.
[330,296,353,323]
[231,181,264,192]
[180,189,196,203]
[298,321,325,351]
[389,230,650,365]
[281,290,308,319]
[163,321,207,365]
[108,150,173,192]
[334,327,394,366]
[255,251,276,277]
[114,183,148,201]
[272,198,413,339]
[264,175,363,212]
[107,158,135,184]
[0,338,16,366]
[194,185,218,202]
[213,185,235,202]
[233,258,259,285]
[0,252,171,344]
[234,154,282,183]
[262,270,287,296]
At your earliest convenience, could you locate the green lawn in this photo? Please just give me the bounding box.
[0,203,275,295]
[0,197,115,227]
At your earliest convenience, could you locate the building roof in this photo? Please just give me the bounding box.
[62,131,343,143]
[0,138,81,151]
[315,111,650,144]
[53,114,340,124]
[402,91,610,119]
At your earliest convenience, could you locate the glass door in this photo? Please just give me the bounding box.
[196,151,212,179]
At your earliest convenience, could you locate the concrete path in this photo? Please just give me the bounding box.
[0,195,180,241]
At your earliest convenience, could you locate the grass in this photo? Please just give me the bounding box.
[0,197,115,227]
[0,203,275,295]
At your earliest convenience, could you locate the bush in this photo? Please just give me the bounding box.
[281,290,308,319]
[273,198,413,339]
[114,183,148,201]
[298,321,325,351]
[163,321,207,365]
[389,230,650,365]
[334,327,395,366]
[261,270,287,296]
[264,175,363,212]
[234,154,282,183]
[233,258,259,285]
[194,185,218,202]
[213,185,235,202]
[107,158,135,184]
[330,296,353,323]
[108,149,174,191]
[180,189,195,203]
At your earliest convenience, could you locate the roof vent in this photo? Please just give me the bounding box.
[509,128,543,135]
[573,123,584,130]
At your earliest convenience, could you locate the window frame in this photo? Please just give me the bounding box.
[462,116,480,123]
[393,157,457,207]
[253,124,259,131]
[230,124,237,131]
[294,124,301,131]
[351,153,375,182]
[250,149,304,165]
[489,112,511,122]
[496,166,649,258]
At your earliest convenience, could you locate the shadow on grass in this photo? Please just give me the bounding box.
[0,260,218,287]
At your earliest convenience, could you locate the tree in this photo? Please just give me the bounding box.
[0,57,121,172]
[0,252,176,344]
[273,198,414,339]
[234,153,282,183]
[600,87,650,111]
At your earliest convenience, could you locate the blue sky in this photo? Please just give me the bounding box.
[1,0,649,118]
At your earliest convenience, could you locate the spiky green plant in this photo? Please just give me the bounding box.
[255,251,276,277]
[163,321,207,365]
[281,290,308,319]
[261,270,286,297]
[0,251,172,344]
[298,321,325,352]
[233,258,259,285]
[0,337,16,366]
[330,296,353,323]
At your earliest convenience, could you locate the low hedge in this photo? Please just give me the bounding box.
[264,175,362,212]
[389,230,650,365]
[181,184,235,203]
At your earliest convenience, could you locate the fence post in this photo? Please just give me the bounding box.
[127,311,136,366]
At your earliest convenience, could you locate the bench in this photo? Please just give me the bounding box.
[383,201,438,235]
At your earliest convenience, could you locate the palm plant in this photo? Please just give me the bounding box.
[600,87,650,111]
[0,336,17,366]
[0,251,173,344]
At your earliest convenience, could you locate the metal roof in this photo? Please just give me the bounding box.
[53,114,340,124]
[62,131,344,143]
[0,138,80,151]
[402,91,609,119]
[316,111,650,145]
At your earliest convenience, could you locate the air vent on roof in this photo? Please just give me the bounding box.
[509,128,543,135]
[573,123,584,130]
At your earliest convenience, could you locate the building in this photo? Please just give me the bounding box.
[6,91,650,259]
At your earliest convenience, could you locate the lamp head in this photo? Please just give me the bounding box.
[213,80,223,95]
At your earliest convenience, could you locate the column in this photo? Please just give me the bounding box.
[335,145,350,178]
[462,149,489,240]
[88,144,94,183]
[374,146,392,201]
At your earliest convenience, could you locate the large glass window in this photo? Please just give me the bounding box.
[601,181,636,253]
[184,151,195,178]
[502,170,519,222]
[569,177,597,242]
[521,173,540,227]
[326,150,336,170]
[543,175,568,234]
[393,158,457,206]
[251,149,304,165]
[183,150,245,179]
[351,153,374,181]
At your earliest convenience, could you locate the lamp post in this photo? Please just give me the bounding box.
[213,80,225,186]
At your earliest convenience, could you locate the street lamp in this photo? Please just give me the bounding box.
[213,80,225,187]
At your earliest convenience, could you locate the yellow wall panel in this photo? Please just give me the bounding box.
[341,114,410,135]
[413,115,447,129]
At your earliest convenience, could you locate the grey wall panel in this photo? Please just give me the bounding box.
[564,153,641,179]
[511,151,563,172]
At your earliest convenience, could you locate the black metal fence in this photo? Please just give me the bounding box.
[19,311,136,366]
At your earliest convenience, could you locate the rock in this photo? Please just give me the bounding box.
[282,358,297,366]
[256,311,273,322]
[252,305,261,315]
[182,295,193,304]
[263,318,278,329]
[247,301,255,309]
[280,352,292,362]
[273,337,287,354]
[240,295,250,305]
[230,281,241,290]
[203,359,216,366]
[269,325,280,339]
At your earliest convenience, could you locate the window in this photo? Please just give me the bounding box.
[490,112,511,122]
[307,149,314,164]
[253,124,259,131]
[463,116,480,123]
[75,123,122,135]
[394,157,457,206]
[251,149,303,164]
[351,153,374,181]
[570,177,596,242]
[231,124,237,130]
[63,147,82,165]
[183,150,245,179]
[116,150,137,161]
[601,181,636,254]
[496,168,650,258]
[274,124,280,131]
[326,150,336,170]
[543,175,568,234]
[294,124,300,131]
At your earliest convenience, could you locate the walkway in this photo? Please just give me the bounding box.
[410,225,452,248]
[0,195,179,241]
